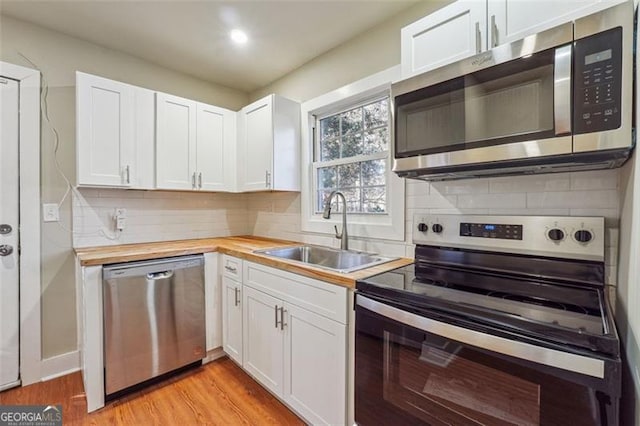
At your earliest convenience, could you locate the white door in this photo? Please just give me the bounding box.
[156,93,197,190]
[487,0,624,48]
[196,103,231,191]
[239,96,273,191]
[242,285,284,396]
[76,72,134,187]
[283,303,347,426]
[0,77,20,390]
[222,277,243,364]
[401,1,487,78]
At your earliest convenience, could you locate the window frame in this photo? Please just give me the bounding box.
[300,65,405,242]
[312,95,390,215]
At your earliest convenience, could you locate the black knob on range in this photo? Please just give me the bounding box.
[417,223,428,232]
[432,224,443,233]
[547,228,564,241]
[575,230,593,243]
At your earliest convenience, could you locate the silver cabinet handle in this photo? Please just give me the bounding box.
[265,170,271,188]
[125,165,131,184]
[0,245,13,256]
[475,22,481,53]
[198,172,203,189]
[234,287,240,306]
[275,305,280,328]
[192,172,196,189]
[491,15,498,47]
[279,307,286,330]
[224,265,237,273]
[0,224,12,235]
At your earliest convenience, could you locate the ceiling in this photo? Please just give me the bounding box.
[0,0,419,92]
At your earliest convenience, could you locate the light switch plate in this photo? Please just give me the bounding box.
[43,203,60,222]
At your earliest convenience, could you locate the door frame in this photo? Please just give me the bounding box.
[0,61,42,386]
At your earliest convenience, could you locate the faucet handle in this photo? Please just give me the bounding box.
[334,225,342,239]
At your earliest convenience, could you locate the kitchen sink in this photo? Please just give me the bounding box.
[254,245,396,273]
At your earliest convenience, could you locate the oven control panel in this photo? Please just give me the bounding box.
[459,223,523,240]
[574,27,622,134]
[413,214,605,262]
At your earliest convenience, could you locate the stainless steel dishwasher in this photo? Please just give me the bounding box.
[103,255,205,397]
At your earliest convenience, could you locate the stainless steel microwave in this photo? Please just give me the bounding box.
[392,2,634,180]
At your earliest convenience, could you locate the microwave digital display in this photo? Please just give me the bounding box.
[585,49,612,65]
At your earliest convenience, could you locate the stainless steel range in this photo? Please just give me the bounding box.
[355,214,620,425]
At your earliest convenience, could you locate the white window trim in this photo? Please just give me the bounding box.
[0,61,42,385]
[301,65,405,241]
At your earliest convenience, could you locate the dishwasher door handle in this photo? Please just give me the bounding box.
[146,270,174,280]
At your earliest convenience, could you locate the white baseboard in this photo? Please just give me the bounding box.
[202,347,226,364]
[40,350,80,382]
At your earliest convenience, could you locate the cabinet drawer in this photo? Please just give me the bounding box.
[222,255,243,281]
[244,261,348,324]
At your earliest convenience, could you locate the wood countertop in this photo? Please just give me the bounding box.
[74,236,413,288]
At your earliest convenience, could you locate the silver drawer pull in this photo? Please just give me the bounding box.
[225,265,237,273]
[146,270,174,280]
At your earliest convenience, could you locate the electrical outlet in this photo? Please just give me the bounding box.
[42,203,60,222]
[114,208,127,231]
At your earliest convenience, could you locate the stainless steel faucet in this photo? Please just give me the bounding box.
[322,190,349,251]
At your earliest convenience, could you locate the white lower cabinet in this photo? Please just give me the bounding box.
[238,261,348,425]
[284,303,346,425]
[242,285,285,396]
[222,276,243,365]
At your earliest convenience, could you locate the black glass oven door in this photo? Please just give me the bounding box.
[355,295,618,426]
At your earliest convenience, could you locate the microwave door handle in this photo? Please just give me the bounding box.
[554,45,572,135]
[356,294,604,379]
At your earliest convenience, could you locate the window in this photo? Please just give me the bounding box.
[313,97,389,214]
[300,65,404,242]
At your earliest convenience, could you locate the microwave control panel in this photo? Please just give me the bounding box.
[573,27,622,134]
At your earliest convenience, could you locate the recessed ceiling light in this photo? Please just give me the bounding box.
[230,29,248,45]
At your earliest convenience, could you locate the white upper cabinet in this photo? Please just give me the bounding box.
[238,94,300,192]
[488,0,625,48]
[402,0,625,79]
[156,93,198,190]
[77,72,135,187]
[401,1,486,78]
[156,93,235,191]
[197,103,236,191]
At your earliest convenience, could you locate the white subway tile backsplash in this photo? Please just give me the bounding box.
[527,190,618,209]
[570,169,619,190]
[74,169,622,287]
[490,174,570,193]
[407,193,457,209]
[431,179,489,195]
[458,193,526,209]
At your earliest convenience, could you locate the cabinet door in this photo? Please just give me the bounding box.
[222,276,243,364]
[132,87,155,189]
[196,103,235,191]
[76,72,134,187]
[283,303,347,426]
[401,1,487,78]
[156,93,197,190]
[242,285,284,396]
[239,95,273,191]
[488,0,624,48]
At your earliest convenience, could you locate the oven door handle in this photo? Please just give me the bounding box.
[356,295,605,379]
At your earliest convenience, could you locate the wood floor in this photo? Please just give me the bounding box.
[0,357,304,425]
